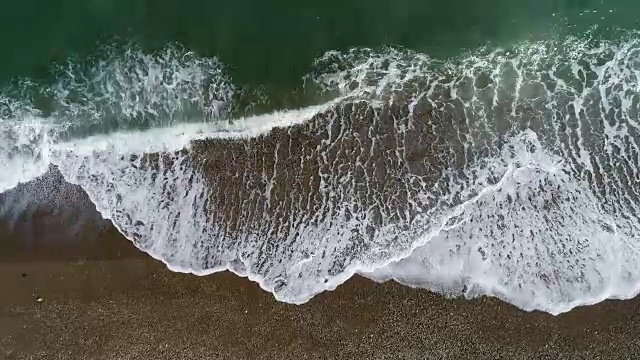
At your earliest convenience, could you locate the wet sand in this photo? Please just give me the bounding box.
[2,176,640,359]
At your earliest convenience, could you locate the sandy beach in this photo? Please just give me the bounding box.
[1,175,640,360]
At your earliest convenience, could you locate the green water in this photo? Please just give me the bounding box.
[2,0,638,92]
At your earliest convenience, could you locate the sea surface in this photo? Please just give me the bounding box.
[2,0,640,315]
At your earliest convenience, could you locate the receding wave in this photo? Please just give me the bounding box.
[1,30,640,315]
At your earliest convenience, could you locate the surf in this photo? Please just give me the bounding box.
[1,29,639,315]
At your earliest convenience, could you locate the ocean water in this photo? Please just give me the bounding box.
[2,0,640,315]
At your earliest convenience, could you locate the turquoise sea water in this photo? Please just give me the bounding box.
[2,0,640,315]
[1,0,637,90]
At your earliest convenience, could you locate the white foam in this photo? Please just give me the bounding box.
[363,131,639,315]
[341,33,640,314]
[1,43,235,189]
[0,115,53,192]
[2,32,640,315]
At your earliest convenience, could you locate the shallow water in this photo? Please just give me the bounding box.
[2,0,640,315]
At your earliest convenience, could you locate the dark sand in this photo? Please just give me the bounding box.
[2,176,640,360]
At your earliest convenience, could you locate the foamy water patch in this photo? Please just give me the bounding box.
[46,101,346,296]
[301,30,640,314]
[362,131,639,315]
[2,31,640,315]
[0,43,238,192]
[0,116,55,192]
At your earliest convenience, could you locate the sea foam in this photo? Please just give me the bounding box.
[1,32,639,314]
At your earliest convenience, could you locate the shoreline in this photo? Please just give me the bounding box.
[3,243,640,359]
[2,173,640,359]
